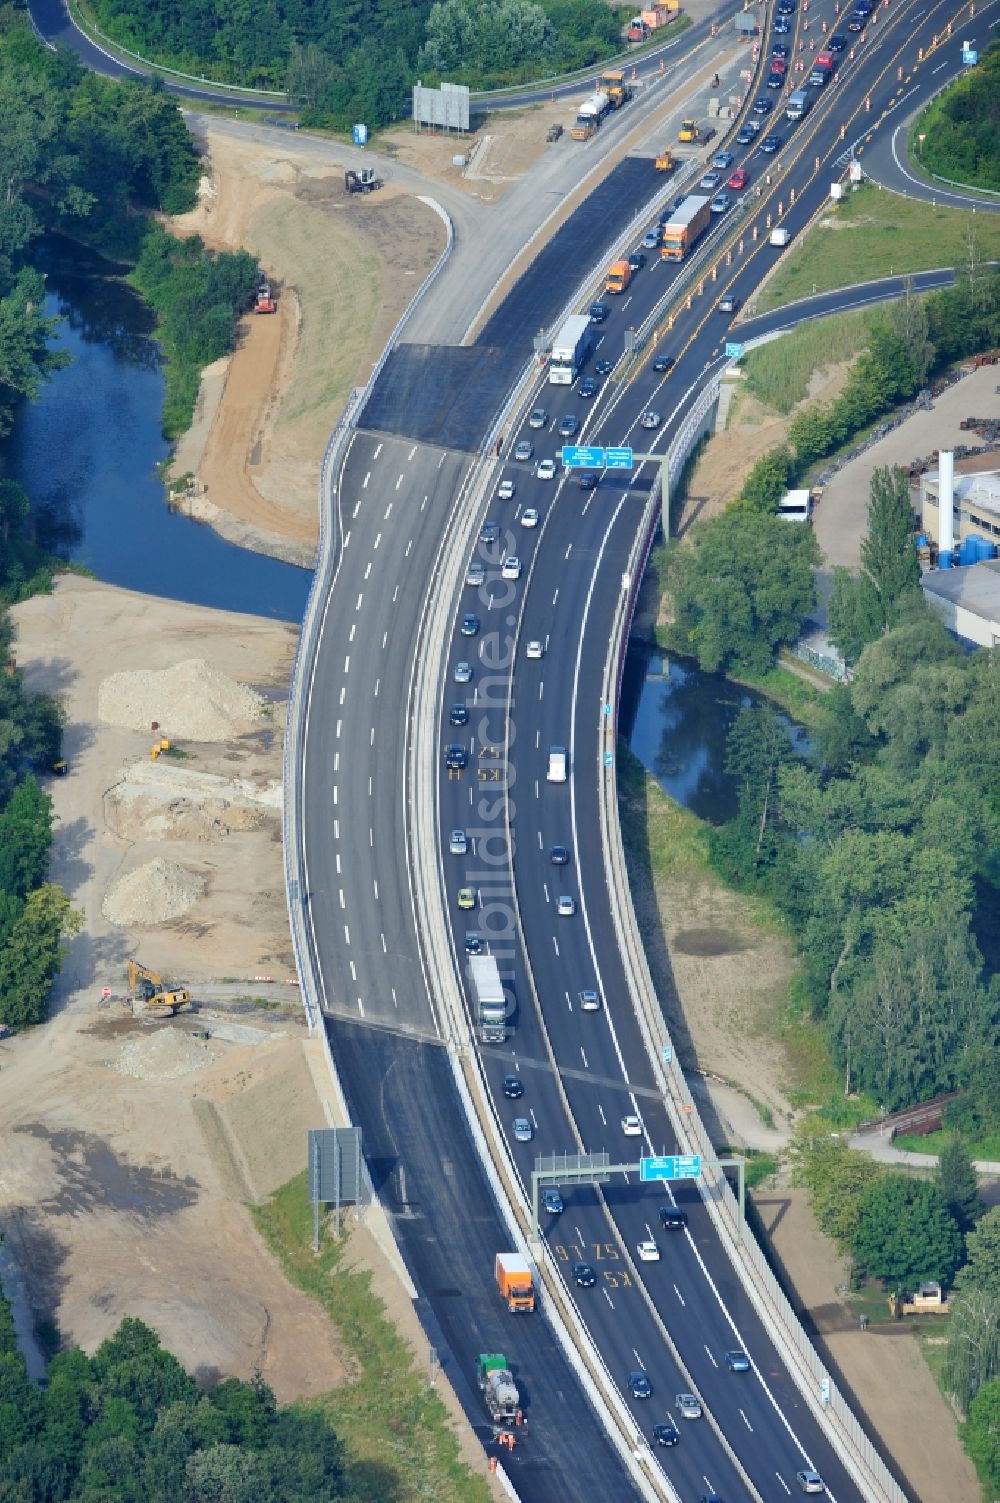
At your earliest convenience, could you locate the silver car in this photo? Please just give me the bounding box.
[676,1393,702,1420]
[512,1117,533,1143]
[449,830,468,856]
[514,439,534,461]
[796,1473,826,1495]
[528,407,547,429]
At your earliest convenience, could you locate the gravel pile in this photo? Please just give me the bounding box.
[115,1028,215,1081]
[103,857,205,928]
[98,658,265,742]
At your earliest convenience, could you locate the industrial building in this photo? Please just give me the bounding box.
[920,449,1000,647]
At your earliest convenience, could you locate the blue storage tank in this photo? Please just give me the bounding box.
[978,537,997,561]
[959,537,979,566]
[939,550,954,569]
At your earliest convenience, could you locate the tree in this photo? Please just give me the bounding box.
[860,466,921,629]
[889,282,935,386]
[826,567,883,664]
[736,444,795,512]
[810,682,876,774]
[789,1134,882,1251]
[787,404,836,468]
[944,1286,1000,1409]
[936,1136,983,1234]
[853,1174,962,1291]
[665,509,819,674]
[0,883,82,1028]
[0,777,53,900]
[957,1207,1000,1297]
[962,1374,1000,1490]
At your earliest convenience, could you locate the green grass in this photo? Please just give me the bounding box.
[740,308,875,414]
[892,1128,1000,1161]
[729,662,828,728]
[756,183,1000,312]
[616,741,711,881]
[254,1175,491,1503]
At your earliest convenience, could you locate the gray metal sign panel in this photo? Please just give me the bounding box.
[308,1126,362,1203]
[536,1150,611,1183]
[412,81,470,130]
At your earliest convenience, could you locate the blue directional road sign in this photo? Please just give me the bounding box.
[725,342,744,359]
[605,447,634,470]
[561,445,604,469]
[962,46,978,64]
[639,1153,702,1182]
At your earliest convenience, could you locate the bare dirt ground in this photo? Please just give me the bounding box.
[0,576,351,1400]
[755,1189,980,1503]
[676,361,853,538]
[166,131,446,558]
[381,101,567,203]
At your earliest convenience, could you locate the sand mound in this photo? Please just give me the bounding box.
[103,857,205,927]
[115,1028,215,1081]
[98,658,265,741]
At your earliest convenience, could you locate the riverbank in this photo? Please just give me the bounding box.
[163,124,447,563]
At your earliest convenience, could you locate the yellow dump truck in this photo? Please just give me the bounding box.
[678,119,700,142]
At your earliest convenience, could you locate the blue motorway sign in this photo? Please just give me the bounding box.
[561,445,604,469]
[725,342,744,359]
[605,447,634,470]
[962,46,978,64]
[639,1153,702,1182]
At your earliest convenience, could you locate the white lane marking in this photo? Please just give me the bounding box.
[631,1348,645,1368]
[369,826,374,845]
[373,442,383,459]
[565,544,572,559]
[438,453,445,467]
[374,531,382,550]
[580,1046,589,1069]
[598,1103,607,1125]
[539,680,544,701]
[349,624,356,642]
[552,587,559,605]
[357,997,364,1015]
[336,719,342,738]
[392,585,399,602]
[395,474,404,490]
[335,853,342,874]
[333,819,339,839]
[543,882,550,902]
[362,471,371,488]
[364,562,372,579]
[375,678,380,697]
[705,1347,718,1367]
[775,1475,791,1496]
[534,778,540,798]
[352,501,360,519]
[673,1284,686,1306]
[536,729,541,748]
[373,878,379,901]
[368,776,373,796]
[552,936,560,956]
[334,752,340,772]
[355,593,363,611]
[343,530,351,548]
[603,1289,615,1309]
[421,494,429,510]
[344,925,351,945]
[408,445,417,460]
[384,503,393,520]
[350,961,357,981]
[344,655,350,674]
[529,1108,538,1127]
[739,1409,753,1432]
[931,59,947,71]
[339,889,345,909]
[370,727,375,746]
[381,933,388,953]
[382,630,389,649]
[405,539,413,557]
[391,986,398,1009]
[565,990,573,1010]
[537,830,543,848]
[333,785,338,804]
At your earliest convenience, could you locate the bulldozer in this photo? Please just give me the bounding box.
[126,960,191,1018]
[677,119,700,143]
[344,167,383,194]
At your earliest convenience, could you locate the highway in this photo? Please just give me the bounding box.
[293,0,998,1497]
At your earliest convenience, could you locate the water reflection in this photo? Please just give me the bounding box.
[623,644,808,824]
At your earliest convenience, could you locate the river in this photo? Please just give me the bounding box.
[623,643,809,823]
[5,239,311,623]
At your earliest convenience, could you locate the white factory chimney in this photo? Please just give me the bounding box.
[938,449,955,557]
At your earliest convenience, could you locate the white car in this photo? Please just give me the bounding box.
[556,895,576,916]
[536,459,557,481]
[497,478,515,500]
[578,989,601,1011]
[676,1392,702,1420]
[526,639,544,659]
[449,830,467,856]
[640,410,660,429]
[621,1114,643,1137]
[637,1239,660,1262]
[501,556,522,581]
[521,508,540,528]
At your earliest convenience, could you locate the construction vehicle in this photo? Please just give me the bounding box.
[470,954,507,1042]
[344,167,383,194]
[477,1354,520,1423]
[889,1282,949,1319]
[496,1252,536,1312]
[655,145,674,171]
[570,91,611,140]
[126,960,191,1018]
[254,280,276,314]
[678,119,700,142]
[601,69,632,108]
[660,195,712,261]
[605,259,632,295]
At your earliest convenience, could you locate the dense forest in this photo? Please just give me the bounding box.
[917,30,1000,191]
[87,0,625,124]
[666,463,1000,1129]
[0,1311,351,1503]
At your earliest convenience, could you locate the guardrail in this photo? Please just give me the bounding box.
[595,413,910,1503]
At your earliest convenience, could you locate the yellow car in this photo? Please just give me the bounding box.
[457,887,476,910]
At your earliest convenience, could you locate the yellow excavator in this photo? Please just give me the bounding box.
[126,960,191,1018]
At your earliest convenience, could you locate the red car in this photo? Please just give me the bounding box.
[727,167,749,190]
[770,55,788,74]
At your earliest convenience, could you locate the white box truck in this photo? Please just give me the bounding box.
[470,953,507,1042]
[549,314,592,385]
[547,747,568,782]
